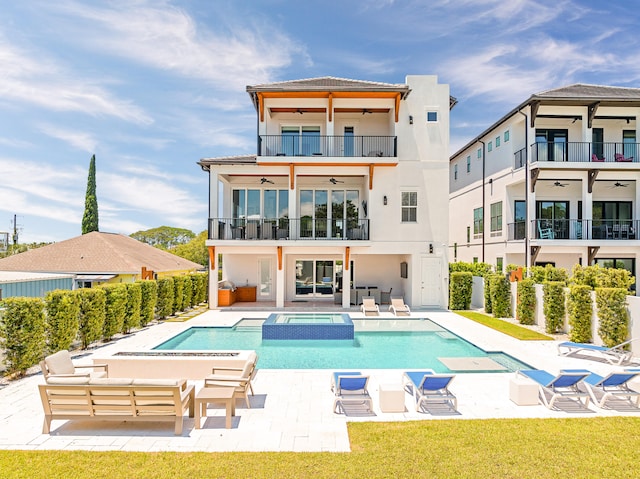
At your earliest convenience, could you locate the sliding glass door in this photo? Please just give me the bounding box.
[295,260,335,297]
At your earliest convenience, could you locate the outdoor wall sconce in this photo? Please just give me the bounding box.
[383,195,388,205]
[409,115,413,124]
[429,243,434,254]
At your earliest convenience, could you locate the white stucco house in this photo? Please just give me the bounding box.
[199,75,454,309]
[449,84,640,287]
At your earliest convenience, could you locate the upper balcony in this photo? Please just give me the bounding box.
[507,219,638,241]
[530,142,640,166]
[258,135,397,158]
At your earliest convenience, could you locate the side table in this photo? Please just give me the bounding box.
[379,383,406,412]
[195,387,236,429]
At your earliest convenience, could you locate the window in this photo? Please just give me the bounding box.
[496,257,503,273]
[477,148,482,158]
[473,257,478,263]
[490,202,502,236]
[454,164,458,180]
[473,207,483,238]
[401,192,417,222]
[513,200,526,240]
[488,141,493,152]
[536,200,569,239]
[504,130,510,142]
[496,136,500,147]
[426,111,438,122]
[281,126,321,156]
[466,226,470,243]
[623,130,636,159]
[466,156,471,173]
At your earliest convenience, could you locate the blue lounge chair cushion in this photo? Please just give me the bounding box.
[519,369,588,388]
[332,372,361,390]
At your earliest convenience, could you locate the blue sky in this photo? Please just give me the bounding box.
[1,0,638,243]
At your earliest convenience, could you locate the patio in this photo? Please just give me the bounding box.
[1,309,639,452]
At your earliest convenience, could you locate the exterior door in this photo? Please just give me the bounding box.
[421,257,442,307]
[259,258,274,300]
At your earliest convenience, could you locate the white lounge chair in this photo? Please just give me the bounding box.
[557,340,635,365]
[562,369,640,408]
[516,369,590,409]
[40,350,108,382]
[389,297,410,316]
[332,373,372,414]
[403,370,457,412]
[360,296,380,316]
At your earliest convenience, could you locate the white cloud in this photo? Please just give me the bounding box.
[38,124,98,152]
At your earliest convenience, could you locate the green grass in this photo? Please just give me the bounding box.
[2,417,639,478]
[454,310,553,340]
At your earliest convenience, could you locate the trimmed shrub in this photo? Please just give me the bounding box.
[198,272,209,303]
[123,282,142,334]
[571,264,598,289]
[44,289,81,353]
[545,264,568,283]
[77,288,106,349]
[156,277,175,319]
[0,297,46,376]
[595,287,629,348]
[484,274,493,314]
[173,276,184,315]
[528,265,546,283]
[189,274,199,307]
[102,283,127,341]
[181,275,193,311]
[449,261,493,277]
[489,274,511,318]
[138,280,158,327]
[567,285,593,343]
[543,281,566,334]
[449,272,473,310]
[597,267,635,290]
[516,278,536,325]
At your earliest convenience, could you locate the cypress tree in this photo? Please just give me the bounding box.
[82,154,99,234]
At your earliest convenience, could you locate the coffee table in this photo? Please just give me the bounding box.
[195,387,236,429]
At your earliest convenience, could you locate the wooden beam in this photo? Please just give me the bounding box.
[395,93,400,123]
[530,169,540,193]
[258,91,401,99]
[588,102,600,129]
[369,164,374,190]
[530,101,540,127]
[259,161,397,168]
[588,246,600,265]
[588,169,598,193]
[269,108,326,113]
[289,163,295,189]
[530,245,541,265]
[277,246,282,270]
[258,93,264,123]
[333,108,390,113]
[328,93,333,122]
[207,246,215,271]
[345,247,350,270]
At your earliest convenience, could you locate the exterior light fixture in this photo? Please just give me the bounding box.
[409,115,413,124]
[383,195,387,205]
[429,243,434,254]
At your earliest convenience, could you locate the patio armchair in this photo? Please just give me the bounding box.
[204,352,258,408]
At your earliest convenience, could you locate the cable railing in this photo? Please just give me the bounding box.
[258,135,397,157]
[208,218,370,241]
[530,142,639,163]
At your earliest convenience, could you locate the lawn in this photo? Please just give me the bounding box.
[1,417,639,478]
[454,310,553,340]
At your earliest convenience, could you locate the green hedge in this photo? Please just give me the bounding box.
[543,281,566,334]
[595,288,629,347]
[484,275,494,314]
[138,280,158,327]
[181,275,192,311]
[0,297,46,376]
[516,278,536,325]
[489,274,511,318]
[102,283,127,341]
[450,261,493,277]
[77,288,106,349]
[449,272,473,310]
[156,277,175,319]
[571,264,635,291]
[172,276,184,315]
[567,285,593,343]
[123,282,142,334]
[44,289,80,353]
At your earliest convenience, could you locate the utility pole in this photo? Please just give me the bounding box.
[11,214,19,245]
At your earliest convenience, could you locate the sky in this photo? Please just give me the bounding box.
[2,0,640,244]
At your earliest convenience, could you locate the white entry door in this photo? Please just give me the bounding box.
[259,258,274,300]
[421,257,442,307]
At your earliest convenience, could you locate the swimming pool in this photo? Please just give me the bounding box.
[154,318,531,372]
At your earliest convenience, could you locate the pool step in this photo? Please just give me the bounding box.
[436,331,457,340]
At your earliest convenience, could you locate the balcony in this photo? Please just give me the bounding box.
[530,142,639,164]
[531,219,637,240]
[258,135,397,158]
[208,218,370,241]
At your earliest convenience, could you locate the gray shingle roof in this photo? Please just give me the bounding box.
[534,83,640,100]
[198,154,257,170]
[246,76,409,92]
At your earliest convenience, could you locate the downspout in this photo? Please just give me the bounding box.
[478,140,486,262]
[517,109,529,271]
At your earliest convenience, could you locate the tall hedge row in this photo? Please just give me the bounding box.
[102,283,127,341]
[123,282,142,334]
[77,288,106,349]
[0,297,46,376]
[516,278,536,325]
[172,276,185,315]
[157,277,175,319]
[138,280,158,327]
[596,288,629,347]
[567,285,592,343]
[489,274,511,318]
[44,289,81,353]
[449,272,473,310]
[543,281,566,334]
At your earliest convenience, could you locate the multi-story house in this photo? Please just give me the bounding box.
[450,84,640,286]
[199,76,453,309]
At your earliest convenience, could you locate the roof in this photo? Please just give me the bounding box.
[0,271,74,283]
[0,231,203,274]
[451,83,640,160]
[198,154,257,170]
[247,76,410,93]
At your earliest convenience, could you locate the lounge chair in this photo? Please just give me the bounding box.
[204,352,258,408]
[557,340,635,365]
[591,153,605,162]
[403,370,457,412]
[332,373,372,414]
[516,369,590,409]
[561,369,640,408]
[40,350,108,382]
[389,297,410,316]
[360,296,380,316]
[615,153,633,162]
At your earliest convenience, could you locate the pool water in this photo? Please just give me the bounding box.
[154,319,531,372]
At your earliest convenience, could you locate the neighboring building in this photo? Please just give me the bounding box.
[449,84,640,285]
[0,231,203,288]
[0,271,74,299]
[199,75,454,309]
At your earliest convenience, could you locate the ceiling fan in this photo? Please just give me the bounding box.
[609,181,629,188]
[329,177,344,184]
[260,177,274,184]
[551,181,568,187]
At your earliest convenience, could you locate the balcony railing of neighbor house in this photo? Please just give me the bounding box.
[532,219,638,240]
[258,135,397,158]
[507,222,527,240]
[513,148,526,170]
[530,142,640,163]
[208,218,370,241]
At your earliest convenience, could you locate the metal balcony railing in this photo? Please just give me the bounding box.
[531,219,638,240]
[530,142,640,163]
[513,148,526,169]
[258,135,397,157]
[208,218,370,241]
[507,222,527,240]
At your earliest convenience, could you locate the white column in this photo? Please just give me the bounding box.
[288,186,297,239]
[276,251,285,308]
[583,170,592,239]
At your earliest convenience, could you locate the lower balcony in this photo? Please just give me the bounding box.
[208,218,370,241]
[514,219,639,240]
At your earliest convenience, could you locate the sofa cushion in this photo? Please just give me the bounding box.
[45,350,75,375]
[46,375,90,385]
[89,378,133,386]
[131,379,180,387]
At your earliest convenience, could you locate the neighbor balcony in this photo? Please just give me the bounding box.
[530,142,640,164]
[527,219,638,240]
[208,217,370,241]
[258,135,397,158]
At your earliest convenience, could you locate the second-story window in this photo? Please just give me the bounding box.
[454,164,458,180]
[496,136,500,147]
[401,192,417,222]
[466,156,471,173]
[488,141,493,152]
[426,111,438,122]
[281,126,321,156]
[504,130,510,142]
[473,207,483,238]
[490,202,502,236]
[477,148,482,158]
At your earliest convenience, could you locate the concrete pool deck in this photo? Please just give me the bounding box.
[1,309,639,452]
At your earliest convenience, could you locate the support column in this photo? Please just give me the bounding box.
[208,246,217,309]
[342,247,351,309]
[276,247,285,308]
[583,170,592,239]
